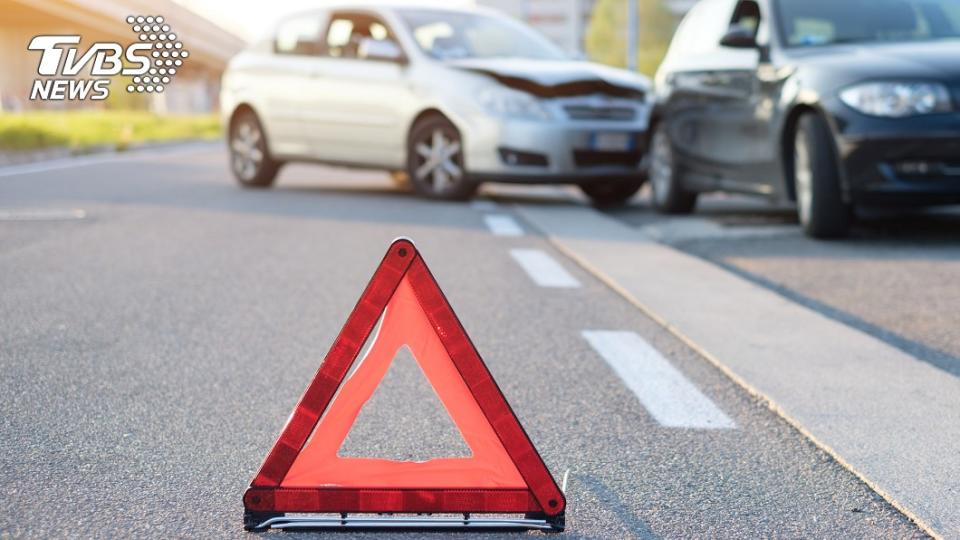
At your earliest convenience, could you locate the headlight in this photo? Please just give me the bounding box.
[477,86,550,121]
[839,82,953,117]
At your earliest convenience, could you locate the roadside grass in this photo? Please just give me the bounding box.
[0,111,221,152]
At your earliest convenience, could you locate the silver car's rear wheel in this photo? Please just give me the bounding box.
[229,110,280,188]
[407,115,476,201]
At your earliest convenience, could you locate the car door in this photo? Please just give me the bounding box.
[658,0,773,194]
[304,11,412,167]
[261,12,328,158]
[710,0,782,196]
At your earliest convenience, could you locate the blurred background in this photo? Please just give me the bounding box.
[0,0,683,159]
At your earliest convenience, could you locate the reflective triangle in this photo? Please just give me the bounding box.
[244,239,565,519]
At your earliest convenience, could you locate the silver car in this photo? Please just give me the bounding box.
[221,4,652,205]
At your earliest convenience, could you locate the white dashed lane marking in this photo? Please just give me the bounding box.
[582,330,736,430]
[483,214,524,237]
[509,249,581,288]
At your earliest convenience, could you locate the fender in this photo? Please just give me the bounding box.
[776,74,852,203]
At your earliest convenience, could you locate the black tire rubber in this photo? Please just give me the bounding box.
[580,178,645,207]
[406,115,477,201]
[229,109,280,189]
[794,114,851,239]
[649,122,697,214]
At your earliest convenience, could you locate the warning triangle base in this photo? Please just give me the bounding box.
[244,510,564,532]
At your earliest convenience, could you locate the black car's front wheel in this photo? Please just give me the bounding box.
[649,122,697,214]
[229,110,280,188]
[407,115,477,201]
[793,114,850,238]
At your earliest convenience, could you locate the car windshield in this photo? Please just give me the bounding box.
[397,9,567,61]
[776,0,960,47]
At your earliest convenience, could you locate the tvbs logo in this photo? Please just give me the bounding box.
[28,15,189,101]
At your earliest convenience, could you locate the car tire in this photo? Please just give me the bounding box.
[229,110,280,188]
[649,122,697,214]
[580,178,644,207]
[793,114,850,239]
[407,115,477,201]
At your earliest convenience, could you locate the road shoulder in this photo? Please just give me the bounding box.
[516,202,960,539]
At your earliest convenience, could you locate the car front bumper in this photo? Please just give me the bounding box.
[831,104,960,205]
[838,134,960,205]
[463,114,650,184]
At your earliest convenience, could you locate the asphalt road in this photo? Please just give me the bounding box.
[606,194,960,378]
[0,145,925,538]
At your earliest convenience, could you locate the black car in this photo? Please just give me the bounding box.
[650,0,960,237]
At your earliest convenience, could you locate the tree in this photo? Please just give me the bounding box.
[585,0,680,76]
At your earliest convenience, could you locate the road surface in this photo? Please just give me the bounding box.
[0,144,941,538]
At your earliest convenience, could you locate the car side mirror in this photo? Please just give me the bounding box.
[720,25,758,48]
[358,38,405,63]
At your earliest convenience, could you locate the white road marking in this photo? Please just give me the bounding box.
[0,208,87,221]
[582,330,736,429]
[470,199,500,211]
[509,249,581,288]
[483,214,524,237]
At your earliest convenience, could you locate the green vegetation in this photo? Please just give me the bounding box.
[585,0,680,76]
[0,111,221,152]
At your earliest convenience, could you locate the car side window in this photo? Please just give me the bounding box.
[275,16,324,56]
[662,0,761,75]
[667,5,704,58]
[323,12,400,60]
[671,0,738,57]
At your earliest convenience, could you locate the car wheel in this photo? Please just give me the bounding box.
[230,110,280,188]
[580,178,644,207]
[407,115,476,201]
[793,114,850,238]
[649,122,697,214]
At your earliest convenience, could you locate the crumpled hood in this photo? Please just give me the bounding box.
[447,58,650,99]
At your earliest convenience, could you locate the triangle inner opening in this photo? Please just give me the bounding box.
[337,345,472,461]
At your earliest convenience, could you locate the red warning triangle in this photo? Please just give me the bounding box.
[244,239,565,522]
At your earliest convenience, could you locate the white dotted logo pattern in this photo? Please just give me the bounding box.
[124,15,189,94]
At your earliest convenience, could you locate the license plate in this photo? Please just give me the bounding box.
[591,132,632,152]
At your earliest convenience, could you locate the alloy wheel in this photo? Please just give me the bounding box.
[794,132,814,226]
[650,128,673,205]
[231,121,264,182]
[413,128,464,195]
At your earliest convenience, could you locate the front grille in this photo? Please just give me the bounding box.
[564,105,636,121]
[573,150,643,169]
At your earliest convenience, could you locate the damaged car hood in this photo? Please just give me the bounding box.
[448,58,650,99]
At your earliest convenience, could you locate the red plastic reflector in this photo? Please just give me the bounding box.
[244,238,565,517]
